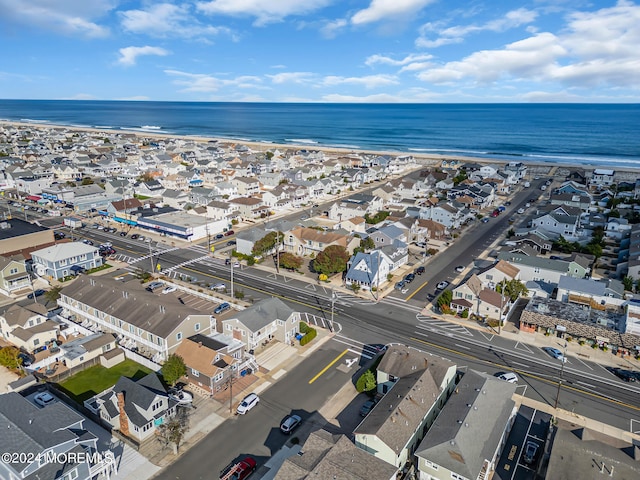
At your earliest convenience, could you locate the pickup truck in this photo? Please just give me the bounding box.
[220,456,256,480]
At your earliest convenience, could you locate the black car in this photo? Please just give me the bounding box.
[131,234,139,239]
[27,289,46,299]
[215,233,224,239]
[227,240,236,246]
[415,266,425,275]
[404,273,416,283]
[119,231,127,237]
[18,352,33,367]
[359,399,376,417]
[612,368,637,382]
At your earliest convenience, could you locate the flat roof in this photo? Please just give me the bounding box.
[0,218,49,240]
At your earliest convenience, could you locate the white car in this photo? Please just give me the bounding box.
[162,286,177,294]
[498,372,519,384]
[210,283,226,291]
[454,266,465,273]
[34,392,56,407]
[436,281,449,290]
[236,393,260,415]
[543,347,567,362]
[517,208,525,214]
[168,389,193,405]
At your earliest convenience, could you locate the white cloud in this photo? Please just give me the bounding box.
[365,53,433,67]
[322,74,399,89]
[120,3,233,39]
[196,0,334,26]
[165,70,265,93]
[0,0,113,37]
[267,72,316,84]
[417,1,640,90]
[521,90,584,102]
[321,18,348,38]
[351,0,436,25]
[118,46,170,66]
[62,93,99,100]
[416,8,538,48]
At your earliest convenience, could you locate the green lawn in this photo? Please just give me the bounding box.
[60,359,153,403]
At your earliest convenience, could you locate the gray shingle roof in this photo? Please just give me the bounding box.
[227,297,295,332]
[415,371,516,480]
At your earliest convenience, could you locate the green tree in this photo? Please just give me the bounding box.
[355,370,376,393]
[453,171,468,185]
[0,346,21,369]
[583,243,602,259]
[161,354,187,387]
[44,286,62,303]
[313,245,350,275]
[364,211,391,224]
[156,408,190,455]
[137,172,154,182]
[360,236,375,252]
[609,209,621,218]
[437,290,452,310]
[252,231,282,256]
[350,283,361,293]
[279,252,303,271]
[497,279,529,302]
[81,176,94,185]
[623,275,635,292]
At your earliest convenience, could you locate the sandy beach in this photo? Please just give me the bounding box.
[2,120,639,176]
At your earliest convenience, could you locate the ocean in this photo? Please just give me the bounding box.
[0,100,638,169]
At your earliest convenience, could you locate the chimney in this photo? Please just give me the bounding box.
[117,392,130,437]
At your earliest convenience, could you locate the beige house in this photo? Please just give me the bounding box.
[476,259,520,289]
[0,303,59,353]
[0,254,31,295]
[221,298,300,352]
[174,334,244,396]
[284,226,359,257]
[416,371,517,480]
[59,332,117,368]
[231,176,261,196]
[57,276,211,362]
[354,345,458,470]
[228,196,264,220]
[338,216,367,234]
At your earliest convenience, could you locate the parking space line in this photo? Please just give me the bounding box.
[575,357,594,370]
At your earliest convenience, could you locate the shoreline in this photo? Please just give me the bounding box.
[2,119,640,175]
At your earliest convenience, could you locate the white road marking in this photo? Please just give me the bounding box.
[575,357,594,370]
[577,381,597,388]
[512,361,530,368]
[454,343,471,350]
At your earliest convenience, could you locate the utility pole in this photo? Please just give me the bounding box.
[149,240,155,275]
[228,365,234,414]
[330,288,336,333]
[276,231,281,273]
[554,341,568,409]
[230,253,234,298]
[499,278,505,335]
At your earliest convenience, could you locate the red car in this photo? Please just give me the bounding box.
[220,456,256,480]
[490,210,499,217]
[224,230,235,236]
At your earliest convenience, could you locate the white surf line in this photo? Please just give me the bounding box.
[575,357,594,370]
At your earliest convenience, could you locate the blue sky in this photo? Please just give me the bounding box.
[0,0,639,102]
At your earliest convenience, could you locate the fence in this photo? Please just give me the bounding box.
[122,348,162,371]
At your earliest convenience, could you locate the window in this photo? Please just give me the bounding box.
[214,372,224,382]
[176,332,183,341]
[486,274,493,280]
[9,267,18,274]
[194,323,201,332]
[191,369,199,377]
[34,339,40,346]
[425,460,439,471]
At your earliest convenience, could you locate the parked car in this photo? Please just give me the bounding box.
[517,208,525,214]
[18,352,33,367]
[162,285,177,295]
[138,235,146,241]
[34,392,56,407]
[490,210,499,217]
[227,240,236,246]
[210,283,226,291]
[360,399,376,417]
[27,289,46,299]
[404,273,415,283]
[214,302,231,314]
[280,414,302,434]
[394,281,406,291]
[436,281,449,290]
[416,241,427,248]
[454,265,465,273]
[481,218,490,223]
[543,347,566,362]
[131,234,139,240]
[145,281,164,292]
[215,233,224,239]
[415,266,425,275]
[219,456,256,480]
[522,441,539,465]
[224,230,235,236]
[497,372,519,384]
[119,231,127,237]
[236,393,260,415]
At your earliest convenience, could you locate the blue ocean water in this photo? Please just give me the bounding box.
[0,100,638,169]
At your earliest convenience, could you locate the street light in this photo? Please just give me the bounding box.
[554,340,568,409]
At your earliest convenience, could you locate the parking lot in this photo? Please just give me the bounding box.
[494,405,551,480]
[149,280,233,315]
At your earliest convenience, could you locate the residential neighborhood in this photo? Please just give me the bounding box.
[0,123,639,480]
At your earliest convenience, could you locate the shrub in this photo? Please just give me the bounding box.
[461,309,469,318]
[299,322,310,334]
[355,370,376,393]
[299,328,317,346]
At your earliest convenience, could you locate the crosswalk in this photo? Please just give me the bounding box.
[331,334,387,360]
[415,314,473,337]
[299,312,341,333]
[160,255,211,275]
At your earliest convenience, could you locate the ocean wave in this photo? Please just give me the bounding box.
[408,147,489,155]
[285,138,318,144]
[20,118,50,123]
[141,125,162,130]
[94,125,114,129]
[325,143,361,150]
